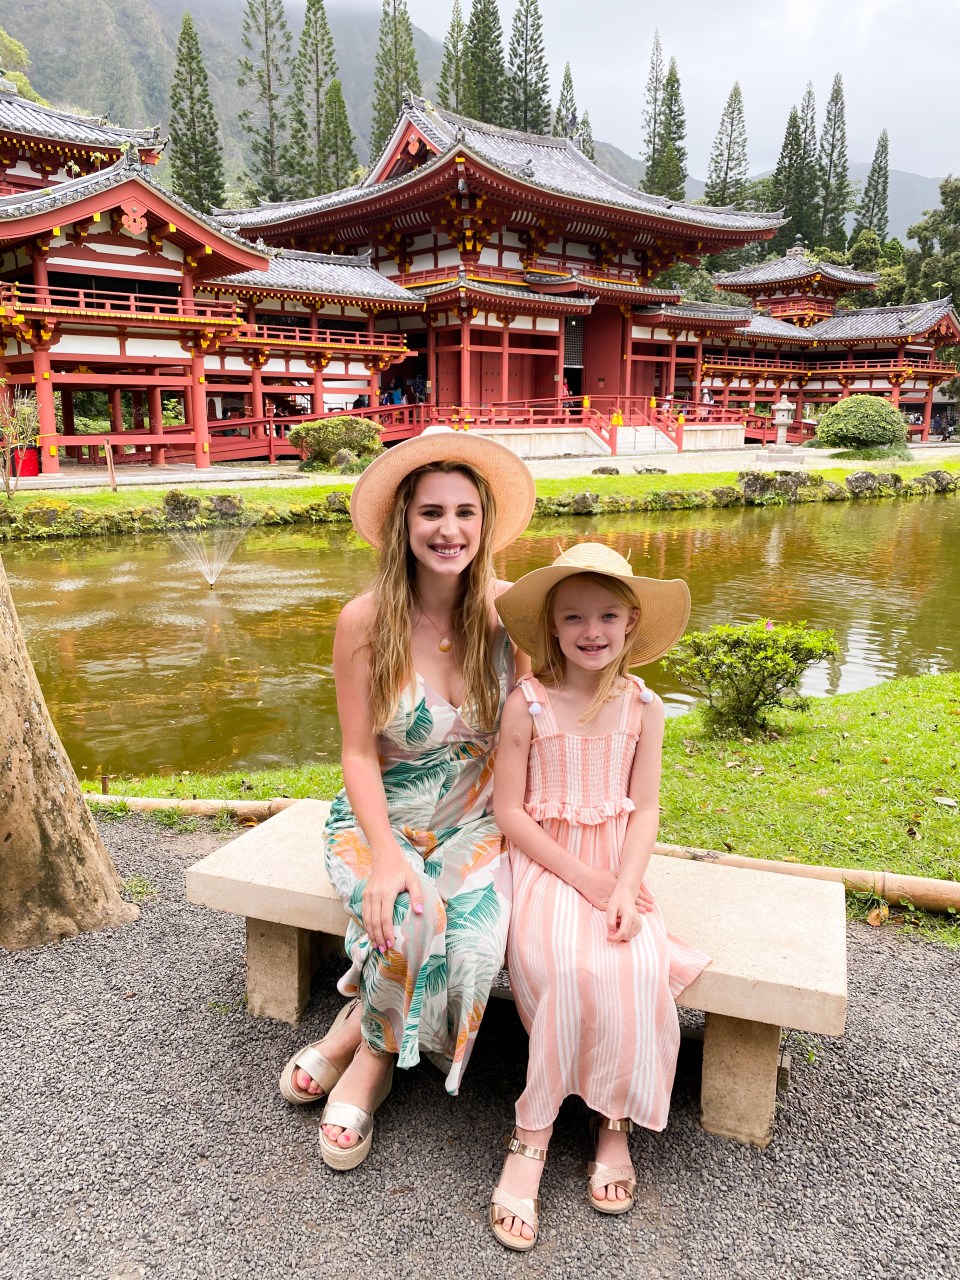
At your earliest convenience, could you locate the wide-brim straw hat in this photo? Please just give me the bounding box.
[496,541,691,666]
[350,426,536,552]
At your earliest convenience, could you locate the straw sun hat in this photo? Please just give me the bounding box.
[349,426,536,552]
[496,542,691,667]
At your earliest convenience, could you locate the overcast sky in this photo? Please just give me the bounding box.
[385,0,955,179]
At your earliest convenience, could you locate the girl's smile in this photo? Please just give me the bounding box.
[552,579,639,673]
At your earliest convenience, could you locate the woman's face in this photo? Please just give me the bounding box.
[406,470,484,579]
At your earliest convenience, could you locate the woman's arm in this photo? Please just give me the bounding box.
[606,692,665,941]
[493,690,617,910]
[334,596,423,949]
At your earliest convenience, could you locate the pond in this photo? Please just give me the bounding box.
[4,495,958,777]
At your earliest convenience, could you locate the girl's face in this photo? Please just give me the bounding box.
[406,470,483,579]
[551,577,639,673]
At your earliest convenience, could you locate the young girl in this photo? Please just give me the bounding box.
[489,541,710,1251]
[278,426,536,1172]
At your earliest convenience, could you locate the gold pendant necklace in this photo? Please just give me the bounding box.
[419,610,453,653]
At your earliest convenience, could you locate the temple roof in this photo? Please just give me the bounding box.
[0,84,162,153]
[635,300,754,325]
[714,251,879,292]
[743,315,815,341]
[205,248,422,307]
[809,297,956,341]
[416,269,595,311]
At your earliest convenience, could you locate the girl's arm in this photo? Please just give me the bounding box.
[334,596,423,950]
[606,692,665,942]
[493,690,617,909]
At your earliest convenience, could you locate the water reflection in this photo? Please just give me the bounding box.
[5,496,958,775]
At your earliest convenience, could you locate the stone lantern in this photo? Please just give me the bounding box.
[772,394,794,447]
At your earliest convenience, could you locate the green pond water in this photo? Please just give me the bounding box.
[4,496,958,777]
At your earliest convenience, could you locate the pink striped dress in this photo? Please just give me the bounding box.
[506,675,710,1132]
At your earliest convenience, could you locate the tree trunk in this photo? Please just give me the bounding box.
[0,554,137,949]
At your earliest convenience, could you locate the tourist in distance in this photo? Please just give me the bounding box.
[278,427,536,1171]
[488,543,710,1250]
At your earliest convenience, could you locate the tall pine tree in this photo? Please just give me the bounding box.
[437,0,467,112]
[321,79,358,190]
[851,128,889,243]
[553,62,577,137]
[794,81,820,248]
[463,0,506,125]
[505,0,550,134]
[577,111,596,162]
[769,106,807,255]
[282,0,337,199]
[370,0,421,158]
[815,72,853,252]
[647,57,686,198]
[169,13,225,213]
[640,29,665,190]
[238,0,292,202]
[703,82,748,207]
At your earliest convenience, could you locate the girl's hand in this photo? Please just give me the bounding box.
[362,847,424,951]
[578,868,618,912]
[606,883,644,943]
[634,882,655,914]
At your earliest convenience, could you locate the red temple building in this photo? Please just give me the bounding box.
[2,80,957,470]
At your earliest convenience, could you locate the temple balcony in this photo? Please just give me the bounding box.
[0,281,240,326]
[702,353,956,380]
[232,323,409,354]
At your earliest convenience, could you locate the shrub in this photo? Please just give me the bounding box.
[288,416,382,466]
[663,619,838,736]
[815,396,908,449]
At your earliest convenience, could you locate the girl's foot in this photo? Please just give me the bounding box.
[489,1126,551,1250]
[278,1000,362,1104]
[320,1040,395,1149]
[588,1116,636,1214]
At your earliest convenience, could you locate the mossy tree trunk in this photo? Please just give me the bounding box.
[0,554,137,949]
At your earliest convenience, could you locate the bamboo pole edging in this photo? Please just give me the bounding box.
[86,794,960,915]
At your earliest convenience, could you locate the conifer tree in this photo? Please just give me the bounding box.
[650,138,685,202]
[794,80,820,249]
[321,78,358,191]
[169,13,225,213]
[640,29,665,190]
[463,0,507,125]
[553,62,577,137]
[370,0,421,158]
[703,82,748,207]
[505,0,551,133]
[851,128,889,243]
[647,57,686,198]
[577,111,596,162]
[283,0,338,199]
[437,0,467,112]
[769,106,807,255]
[815,72,853,252]
[238,0,293,202]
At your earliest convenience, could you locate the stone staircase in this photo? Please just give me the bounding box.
[615,425,679,454]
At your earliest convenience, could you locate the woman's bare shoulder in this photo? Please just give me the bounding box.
[493,577,515,599]
[338,592,376,635]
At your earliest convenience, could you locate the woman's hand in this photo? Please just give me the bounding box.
[606,882,644,944]
[362,847,424,951]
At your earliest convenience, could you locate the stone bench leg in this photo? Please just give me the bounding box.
[245,920,341,1024]
[699,1013,780,1148]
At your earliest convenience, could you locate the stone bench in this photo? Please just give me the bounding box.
[185,798,847,1148]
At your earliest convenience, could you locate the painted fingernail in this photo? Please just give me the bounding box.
[414,905,423,915]
[378,945,386,953]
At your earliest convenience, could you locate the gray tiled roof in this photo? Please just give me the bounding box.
[635,301,754,324]
[715,254,879,289]
[809,297,956,341]
[525,269,680,298]
[743,315,814,341]
[207,248,420,304]
[0,85,161,149]
[417,273,595,308]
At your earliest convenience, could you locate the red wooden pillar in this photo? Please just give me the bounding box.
[311,359,324,416]
[366,315,380,405]
[309,305,319,340]
[922,382,934,438]
[460,314,472,408]
[110,389,124,432]
[250,361,265,431]
[426,318,437,405]
[60,389,81,461]
[147,385,166,466]
[694,338,703,403]
[556,317,566,405]
[666,336,678,398]
[33,346,59,473]
[190,353,211,467]
[619,307,630,401]
[32,247,50,305]
[500,318,510,404]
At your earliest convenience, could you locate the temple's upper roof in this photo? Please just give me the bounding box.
[715,251,879,292]
[635,300,754,325]
[206,248,422,306]
[0,84,161,152]
[809,297,955,341]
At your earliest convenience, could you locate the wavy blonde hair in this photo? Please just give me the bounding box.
[532,572,641,722]
[366,461,499,734]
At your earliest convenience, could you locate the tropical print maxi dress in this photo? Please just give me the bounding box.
[324,626,513,1095]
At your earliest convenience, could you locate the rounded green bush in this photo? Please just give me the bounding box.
[288,416,383,467]
[815,396,908,449]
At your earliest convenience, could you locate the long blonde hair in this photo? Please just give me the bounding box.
[533,572,641,722]
[366,461,500,733]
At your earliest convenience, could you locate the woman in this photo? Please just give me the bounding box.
[279,426,536,1171]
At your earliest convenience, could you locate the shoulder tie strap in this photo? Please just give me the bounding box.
[516,674,556,736]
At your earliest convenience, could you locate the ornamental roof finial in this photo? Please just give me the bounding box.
[786,233,806,258]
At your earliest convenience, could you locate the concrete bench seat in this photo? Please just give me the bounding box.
[186,798,847,1147]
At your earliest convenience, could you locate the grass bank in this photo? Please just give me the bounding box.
[2,461,959,540]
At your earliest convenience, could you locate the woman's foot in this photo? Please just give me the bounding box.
[490,1126,551,1249]
[320,1040,395,1149]
[292,1002,363,1096]
[278,1000,362,1105]
[588,1117,636,1213]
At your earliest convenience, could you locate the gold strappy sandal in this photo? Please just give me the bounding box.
[318,1041,395,1171]
[278,999,360,1105]
[489,1130,548,1252]
[587,1116,637,1215]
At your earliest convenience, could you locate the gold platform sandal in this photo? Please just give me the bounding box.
[318,1042,395,1171]
[278,998,359,1105]
[587,1116,637,1216]
[489,1130,548,1252]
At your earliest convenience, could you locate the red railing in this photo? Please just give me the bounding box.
[234,323,407,350]
[703,353,953,377]
[0,282,238,322]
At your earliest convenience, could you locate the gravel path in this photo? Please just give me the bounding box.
[2,817,958,1280]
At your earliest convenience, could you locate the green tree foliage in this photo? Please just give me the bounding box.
[463,0,506,125]
[320,78,358,190]
[288,416,382,466]
[650,138,685,202]
[795,81,820,247]
[905,177,960,304]
[370,0,421,157]
[640,28,665,191]
[647,57,686,198]
[851,128,889,244]
[0,26,46,102]
[238,0,292,202]
[553,61,577,137]
[815,73,853,252]
[577,111,596,162]
[505,0,550,133]
[769,107,806,255]
[437,0,467,112]
[168,13,225,214]
[704,82,748,207]
[283,0,338,199]
[816,395,908,449]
